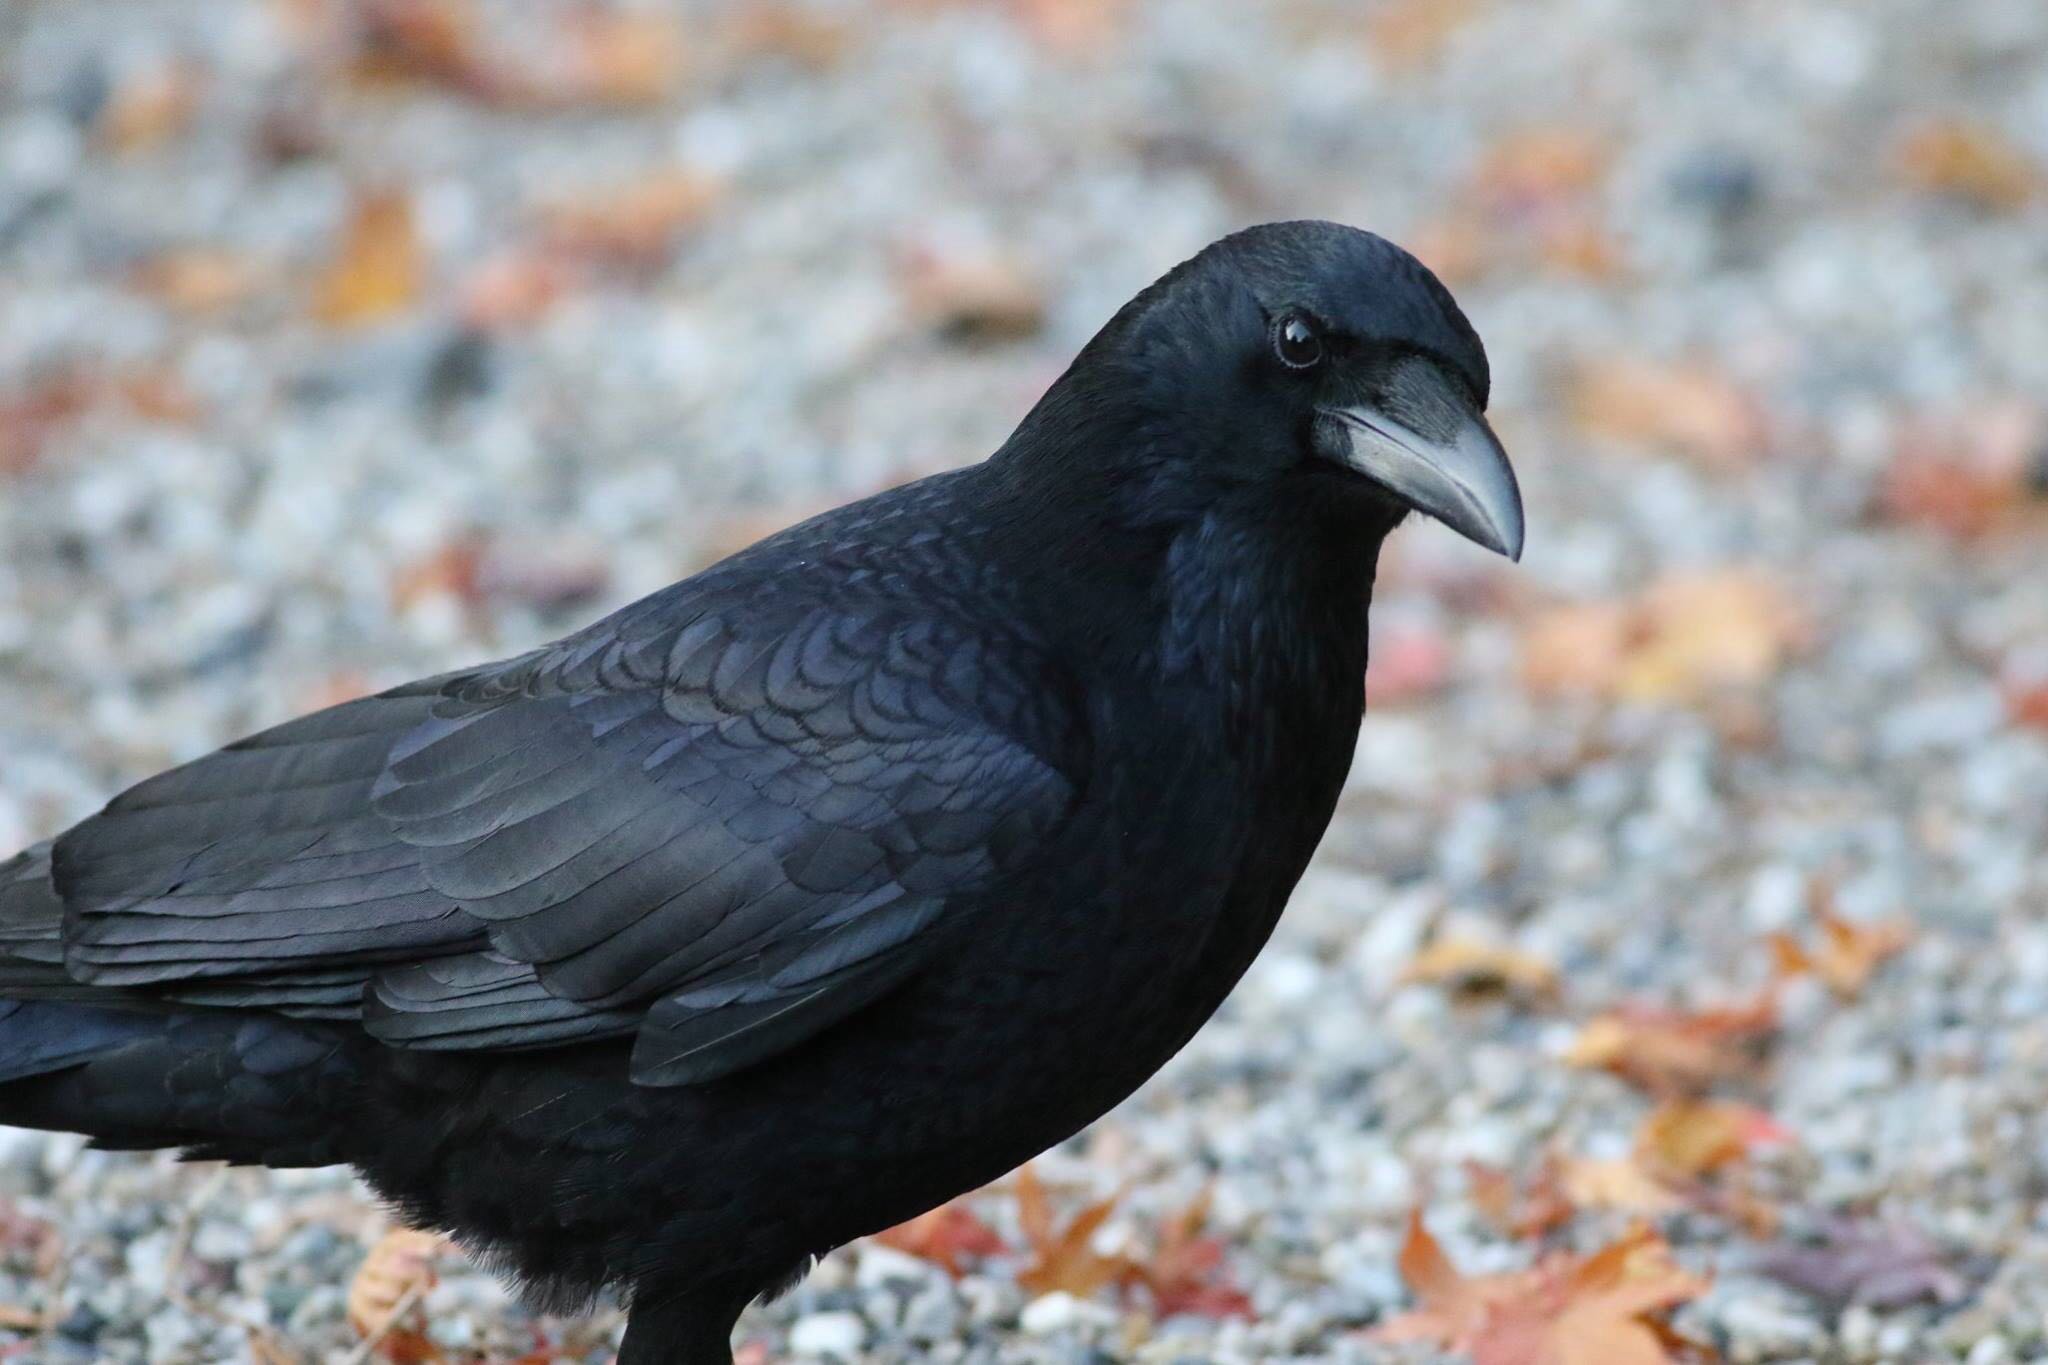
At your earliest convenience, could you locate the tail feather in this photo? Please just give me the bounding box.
[0,998,362,1166]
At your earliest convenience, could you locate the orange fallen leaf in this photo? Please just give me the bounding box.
[131,248,262,315]
[874,1201,1008,1278]
[391,535,485,612]
[562,8,685,107]
[1878,401,2046,539]
[1377,1213,1710,1365]
[458,250,572,331]
[1557,1157,1682,1218]
[1009,0,1131,56]
[2009,671,2048,732]
[1898,118,2037,211]
[1568,358,1766,468]
[1767,885,1910,1000]
[539,169,722,271]
[1126,1186,1253,1320]
[1402,937,1559,1005]
[1635,1100,1791,1181]
[1565,994,1779,1097]
[726,5,853,70]
[1015,1165,1134,1300]
[98,61,204,154]
[1466,1159,1577,1241]
[1475,128,1609,210]
[1366,628,1453,706]
[1522,570,1804,707]
[1368,0,1484,69]
[347,1229,450,1362]
[900,250,1047,342]
[313,188,422,327]
[347,0,505,101]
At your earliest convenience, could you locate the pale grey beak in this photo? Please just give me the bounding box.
[1320,404,1524,560]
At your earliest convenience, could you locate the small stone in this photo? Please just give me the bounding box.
[788,1309,867,1358]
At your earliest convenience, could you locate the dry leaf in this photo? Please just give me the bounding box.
[313,189,422,327]
[539,169,721,270]
[1898,118,2037,211]
[1757,1216,1976,1310]
[1401,937,1559,1005]
[2009,660,2048,732]
[901,252,1047,342]
[1369,0,1484,69]
[1366,628,1453,706]
[1879,401,2046,539]
[1377,1214,1710,1365]
[562,9,685,106]
[131,248,262,315]
[1565,994,1778,1097]
[348,0,503,100]
[1557,1157,1681,1218]
[874,1201,1008,1278]
[1568,359,1766,468]
[1015,1165,1134,1300]
[1010,0,1131,56]
[1635,1100,1791,1181]
[98,61,203,154]
[348,1229,450,1361]
[1767,885,1910,1000]
[1466,1159,1577,1241]
[727,6,852,70]
[391,535,485,612]
[458,250,572,331]
[1126,1187,1254,1320]
[1475,128,1608,210]
[1522,571,1804,707]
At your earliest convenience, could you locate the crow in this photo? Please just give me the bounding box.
[0,220,1520,1362]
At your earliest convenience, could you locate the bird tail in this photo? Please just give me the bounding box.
[0,841,361,1167]
[0,998,361,1167]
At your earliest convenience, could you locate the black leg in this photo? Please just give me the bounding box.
[616,1283,742,1365]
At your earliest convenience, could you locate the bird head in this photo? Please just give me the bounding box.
[1018,220,1522,561]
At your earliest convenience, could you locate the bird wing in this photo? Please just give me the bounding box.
[44,580,1079,1086]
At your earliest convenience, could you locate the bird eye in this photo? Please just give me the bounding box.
[1273,314,1323,370]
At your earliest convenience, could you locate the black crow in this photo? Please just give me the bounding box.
[0,220,1520,1362]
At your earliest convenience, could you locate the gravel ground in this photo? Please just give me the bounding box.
[3,0,2048,1361]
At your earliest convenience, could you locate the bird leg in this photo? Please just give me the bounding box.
[617,1282,743,1365]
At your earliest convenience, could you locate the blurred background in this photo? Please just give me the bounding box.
[2,0,2046,1361]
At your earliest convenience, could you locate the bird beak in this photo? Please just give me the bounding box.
[1319,404,1524,560]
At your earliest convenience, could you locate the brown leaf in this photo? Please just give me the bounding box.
[1556,1157,1681,1218]
[131,248,263,316]
[1014,1165,1135,1300]
[874,1201,1008,1278]
[1568,358,1766,468]
[539,169,722,271]
[1126,1186,1253,1320]
[458,250,573,331]
[1010,0,1131,57]
[1469,1226,1710,1365]
[347,1229,450,1360]
[98,61,204,154]
[1474,128,1609,211]
[313,188,422,327]
[1878,401,2046,539]
[1369,0,1484,69]
[1401,937,1559,1005]
[1521,571,1804,707]
[1634,1100,1791,1181]
[1466,1159,1578,1241]
[1377,1214,1710,1365]
[2009,670,2048,732]
[1757,1215,1977,1310]
[726,5,853,71]
[1767,883,1910,1000]
[1365,628,1453,706]
[347,0,502,101]
[391,535,485,612]
[1898,118,2037,211]
[1565,994,1779,1097]
[901,251,1047,343]
[561,8,686,107]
